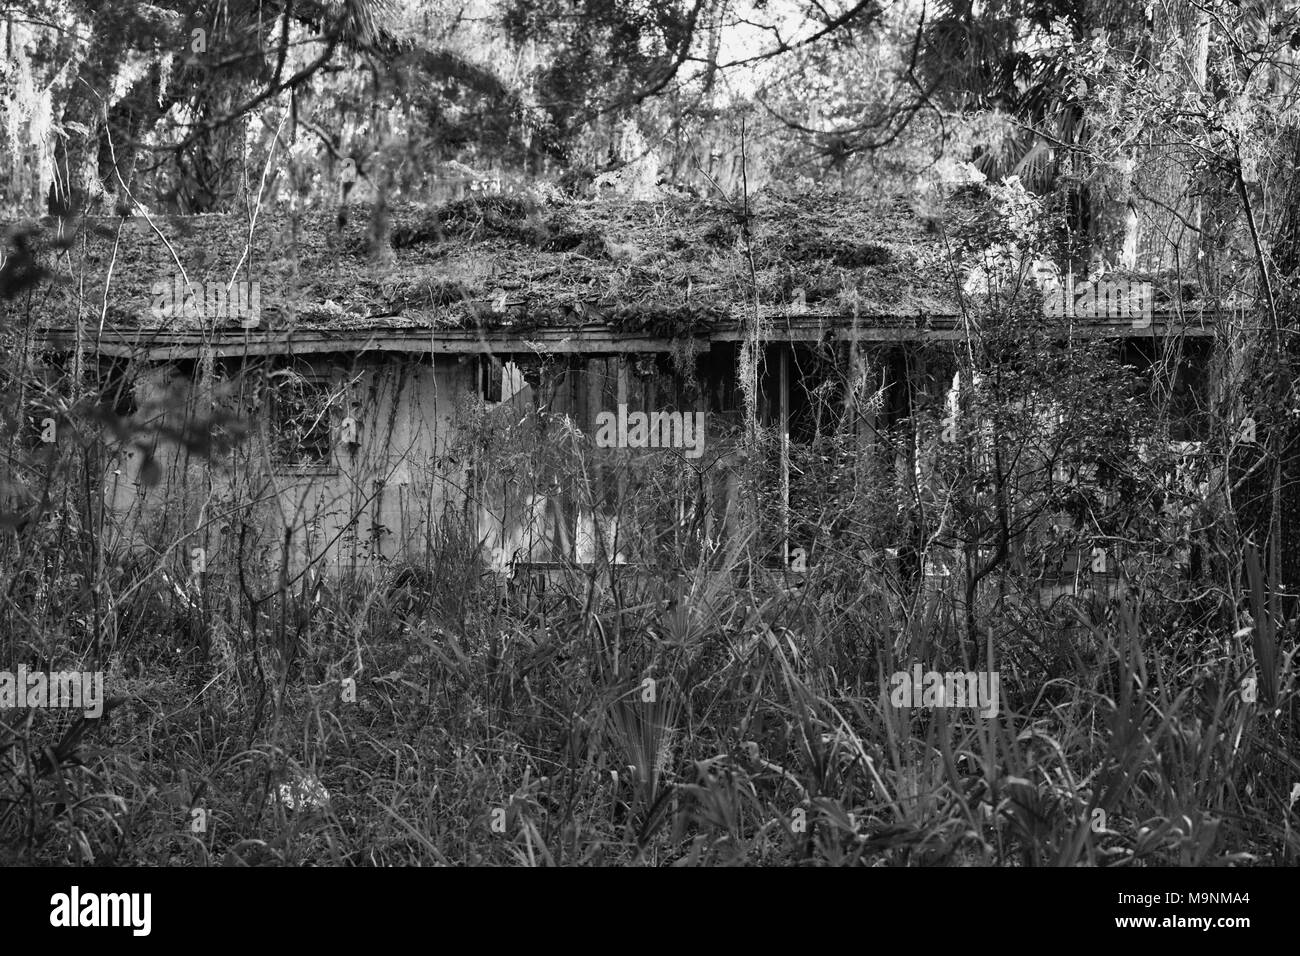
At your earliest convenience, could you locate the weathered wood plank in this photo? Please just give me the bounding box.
[36,312,1216,360]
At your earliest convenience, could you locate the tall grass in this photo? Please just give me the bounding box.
[0,315,1294,865]
[1,519,1294,866]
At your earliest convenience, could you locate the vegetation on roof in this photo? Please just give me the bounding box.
[5,185,984,337]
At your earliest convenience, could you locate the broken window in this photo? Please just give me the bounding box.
[265,368,336,472]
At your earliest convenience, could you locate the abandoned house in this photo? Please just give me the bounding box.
[6,184,1219,594]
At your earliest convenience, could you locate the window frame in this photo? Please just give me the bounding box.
[262,364,341,477]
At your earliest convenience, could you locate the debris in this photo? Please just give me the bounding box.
[271,773,330,812]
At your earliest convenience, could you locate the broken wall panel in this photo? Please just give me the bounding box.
[102,352,473,579]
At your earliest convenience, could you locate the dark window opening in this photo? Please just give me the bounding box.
[264,367,336,472]
[96,356,139,420]
[479,354,503,402]
[1118,338,1211,442]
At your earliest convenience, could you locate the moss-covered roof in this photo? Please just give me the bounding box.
[5,186,985,339]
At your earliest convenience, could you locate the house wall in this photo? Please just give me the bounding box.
[94,334,1216,588]
[102,352,476,580]
[472,351,745,568]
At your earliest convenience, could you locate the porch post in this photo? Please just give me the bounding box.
[779,343,791,567]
